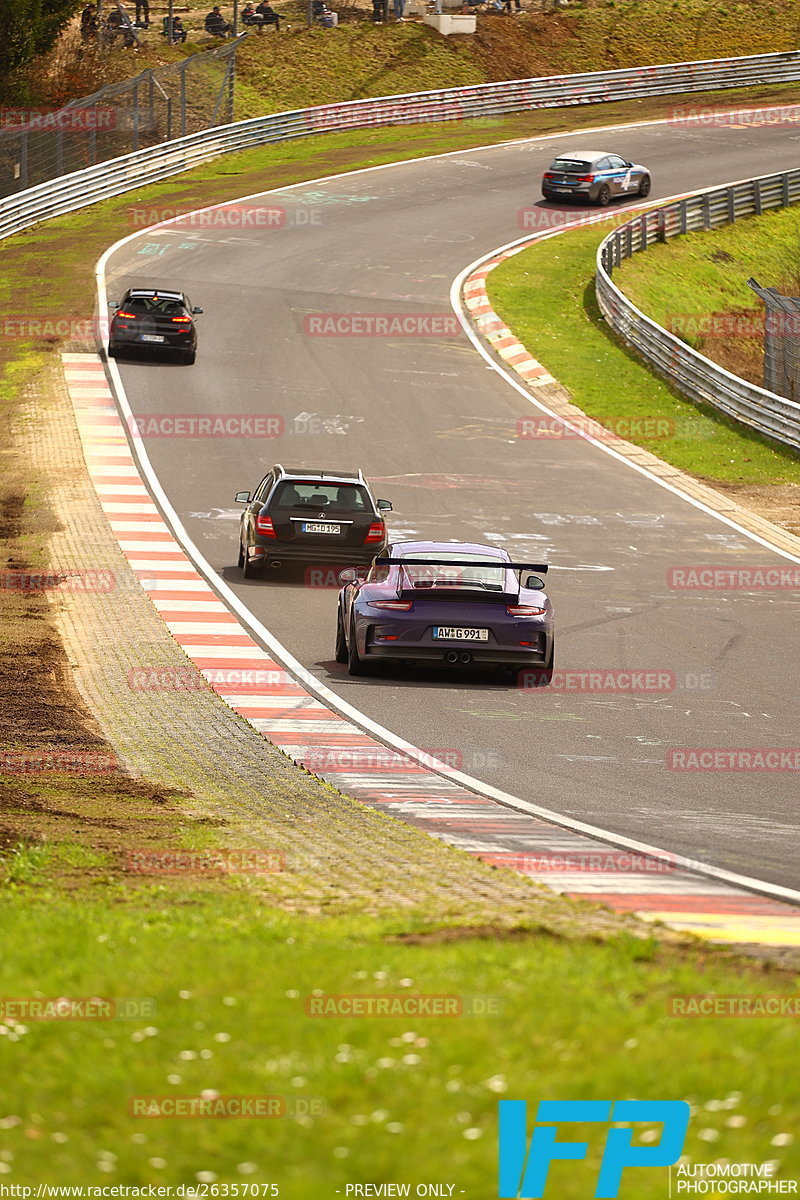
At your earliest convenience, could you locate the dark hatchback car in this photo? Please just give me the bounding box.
[108,288,203,364]
[541,149,651,206]
[336,541,554,679]
[235,465,392,577]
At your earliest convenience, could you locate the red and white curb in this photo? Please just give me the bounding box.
[64,351,800,947]
[463,265,556,387]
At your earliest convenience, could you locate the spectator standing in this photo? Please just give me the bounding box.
[205,6,232,35]
[80,3,98,38]
[134,0,150,25]
[371,0,383,19]
[393,0,405,16]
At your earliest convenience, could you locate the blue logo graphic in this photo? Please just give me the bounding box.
[498,1099,690,1198]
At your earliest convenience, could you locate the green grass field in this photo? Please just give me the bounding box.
[487,221,800,486]
[1,891,799,1191]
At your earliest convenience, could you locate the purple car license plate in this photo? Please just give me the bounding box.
[433,626,489,642]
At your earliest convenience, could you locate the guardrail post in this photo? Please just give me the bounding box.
[148,72,155,140]
[625,222,633,260]
[180,64,187,137]
[726,186,735,223]
[754,178,762,216]
[132,83,140,153]
[18,134,28,190]
[679,197,687,234]
[702,193,711,230]
[657,209,667,243]
[782,173,790,207]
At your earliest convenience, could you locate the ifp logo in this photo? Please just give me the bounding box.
[498,1100,690,1198]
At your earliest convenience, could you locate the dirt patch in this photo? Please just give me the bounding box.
[698,478,800,537]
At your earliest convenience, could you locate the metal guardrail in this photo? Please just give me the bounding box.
[596,170,800,451]
[3,49,800,243]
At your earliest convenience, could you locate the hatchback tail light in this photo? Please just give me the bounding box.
[255,514,276,538]
[364,521,385,544]
[116,311,137,319]
[575,175,595,183]
[171,315,192,323]
[506,604,546,616]
[367,600,412,611]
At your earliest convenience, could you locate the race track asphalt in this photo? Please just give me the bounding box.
[103,114,800,890]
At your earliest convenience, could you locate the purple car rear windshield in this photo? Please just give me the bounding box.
[400,551,507,591]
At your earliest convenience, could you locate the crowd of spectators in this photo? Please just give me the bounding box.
[80,0,520,48]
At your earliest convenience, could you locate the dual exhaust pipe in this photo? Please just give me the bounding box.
[446,651,472,665]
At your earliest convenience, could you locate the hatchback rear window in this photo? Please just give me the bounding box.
[272,482,369,512]
[126,297,186,315]
[548,159,591,173]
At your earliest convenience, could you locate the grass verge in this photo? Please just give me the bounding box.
[1,892,799,1189]
[614,203,800,389]
[486,217,800,499]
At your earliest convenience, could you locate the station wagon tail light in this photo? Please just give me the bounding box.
[171,315,192,323]
[507,604,546,616]
[364,521,385,544]
[367,600,412,611]
[255,514,276,537]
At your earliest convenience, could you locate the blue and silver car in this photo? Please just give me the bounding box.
[542,149,651,206]
[335,541,554,680]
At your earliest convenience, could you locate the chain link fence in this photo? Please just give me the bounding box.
[0,35,247,199]
[747,278,800,404]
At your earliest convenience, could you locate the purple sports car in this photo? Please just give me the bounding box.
[335,541,554,679]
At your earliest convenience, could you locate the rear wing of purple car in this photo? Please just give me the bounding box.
[373,558,548,573]
[372,557,549,602]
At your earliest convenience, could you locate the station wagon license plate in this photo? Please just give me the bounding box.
[140,334,166,343]
[433,627,489,642]
[302,522,341,535]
